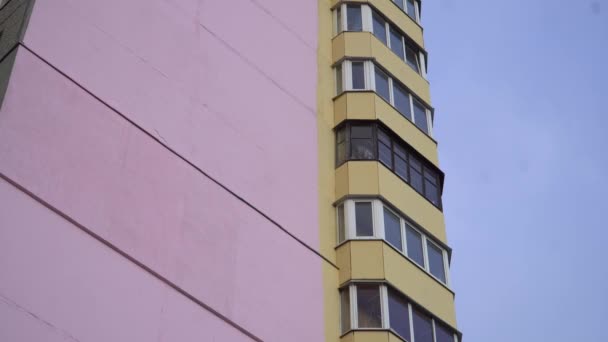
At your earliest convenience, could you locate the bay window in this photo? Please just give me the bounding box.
[336,198,450,285]
[335,122,442,206]
[340,283,459,342]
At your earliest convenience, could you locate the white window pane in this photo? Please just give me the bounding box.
[413,100,429,133]
[406,225,424,267]
[388,288,411,340]
[336,64,343,94]
[355,202,374,237]
[407,0,417,20]
[337,204,346,243]
[406,45,420,73]
[393,84,411,119]
[389,28,404,59]
[413,309,434,342]
[374,67,390,102]
[356,284,382,328]
[372,11,387,44]
[384,208,402,250]
[340,288,351,333]
[351,62,365,90]
[427,241,446,283]
[347,5,362,31]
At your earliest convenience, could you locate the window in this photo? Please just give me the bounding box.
[335,64,343,95]
[406,45,420,73]
[350,125,374,159]
[389,27,404,60]
[427,240,447,283]
[337,199,450,285]
[340,288,351,333]
[388,288,411,340]
[375,68,390,102]
[372,11,387,44]
[356,284,382,328]
[337,204,346,243]
[335,121,443,208]
[406,224,425,267]
[393,83,412,120]
[392,0,405,10]
[342,283,458,340]
[413,99,429,134]
[384,208,402,250]
[378,129,392,168]
[413,309,434,342]
[347,5,362,31]
[355,202,374,237]
[436,322,456,342]
[351,62,365,90]
[336,126,346,165]
[336,6,342,33]
[407,0,418,21]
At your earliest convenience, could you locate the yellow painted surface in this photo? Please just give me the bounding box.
[332,32,430,104]
[349,240,385,279]
[383,244,457,326]
[330,0,424,47]
[369,37,430,103]
[336,242,352,285]
[377,166,446,242]
[318,0,342,340]
[352,331,390,342]
[337,162,446,243]
[340,332,356,342]
[332,92,439,166]
[388,332,403,342]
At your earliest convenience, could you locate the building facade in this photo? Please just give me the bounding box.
[0,0,459,341]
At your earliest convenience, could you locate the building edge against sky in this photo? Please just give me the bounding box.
[0,0,460,341]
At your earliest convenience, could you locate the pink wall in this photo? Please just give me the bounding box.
[22,0,320,248]
[0,0,323,340]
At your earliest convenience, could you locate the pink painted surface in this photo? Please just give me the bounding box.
[22,0,320,248]
[0,48,324,341]
[0,178,252,342]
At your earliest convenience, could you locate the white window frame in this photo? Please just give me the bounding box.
[338,198,450,286]
[345,283,459,341]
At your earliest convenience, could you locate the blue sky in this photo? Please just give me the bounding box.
[425,0,608,341]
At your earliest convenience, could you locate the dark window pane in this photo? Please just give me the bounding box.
[393,84,411,119]
[336,7,342,32]
[347,5,362,31]
[412,309,434,342]
[406,45,420,73]
[375,68,390,102]
[357,284,382,328]
[340,288,351,333]
[388,288,411,340]
[372,11,387,44]
[351,125,372,138]
[336,65,343,94]
[394,156,408,181]
[428,241,447,283]
[407,0,417,21]
[352,62,365,89]
[378,129,391,145]
[355,202,374,237]
[410,156,422,171]
[406,225,424,267]
[393,144,407,159]
[393,0,405,10]
[410,168,423,193]
[413,100,429,133]
[337,204,346,243]
[389,27,404,59]
[337,126,346,143]
[351,139,374,159]
[425,179,439,206]
[424,167,438,184]
[384,208,402,250]
[436,322,455,342]
[337,142,346,165]
[379,142,392,168]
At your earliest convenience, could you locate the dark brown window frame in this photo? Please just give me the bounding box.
[335,120,444,209]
